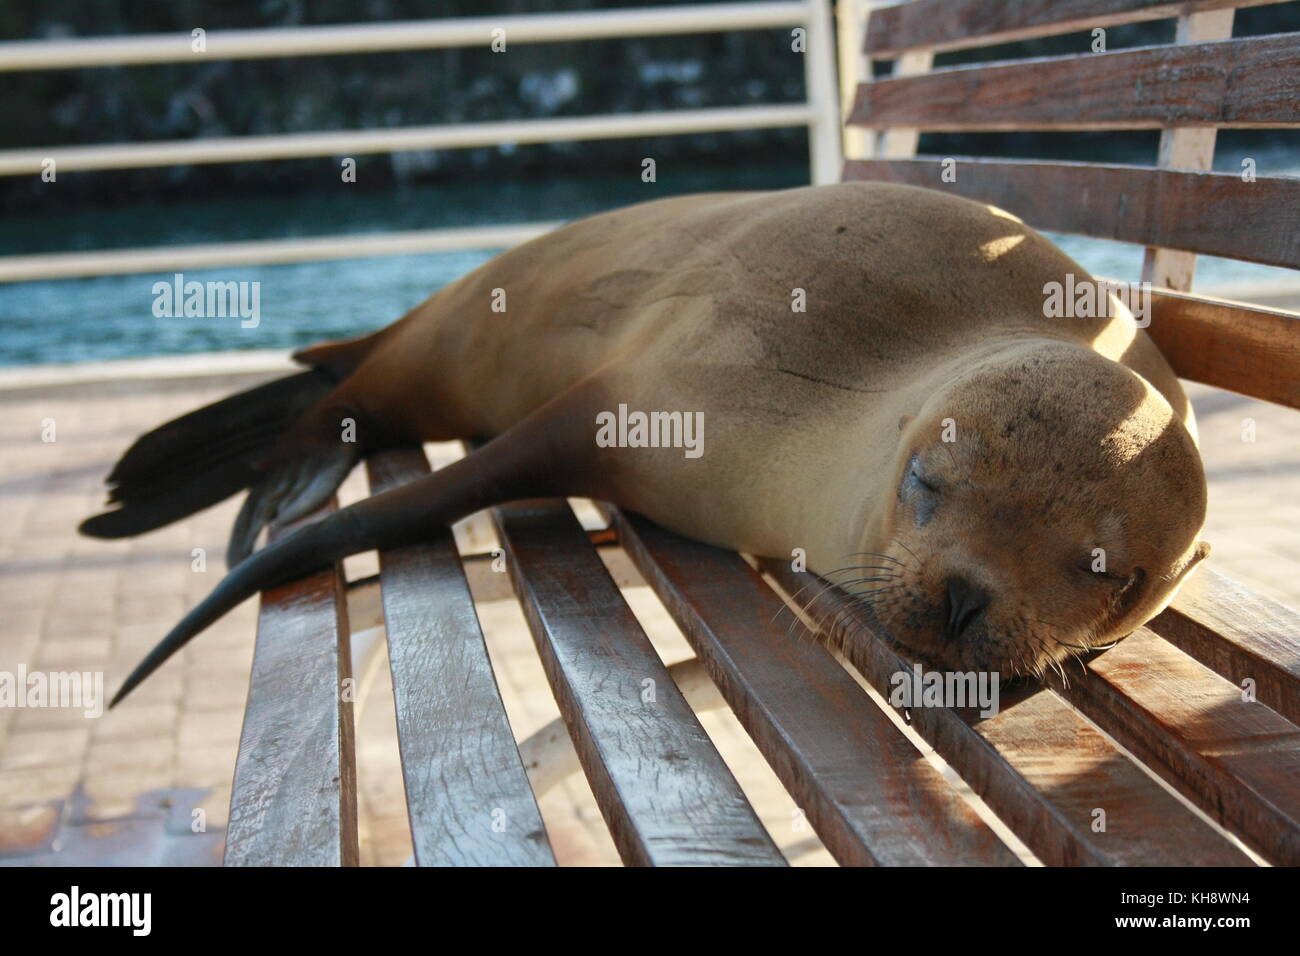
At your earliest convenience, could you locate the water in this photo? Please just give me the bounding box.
[1,159,1296,368]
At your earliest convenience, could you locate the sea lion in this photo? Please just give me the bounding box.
[82,182,1210,704]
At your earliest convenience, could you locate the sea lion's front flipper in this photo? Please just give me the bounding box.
[225,437,362,567]
[109,381,606,708]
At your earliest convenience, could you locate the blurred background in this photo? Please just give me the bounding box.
[3,0,1298,366]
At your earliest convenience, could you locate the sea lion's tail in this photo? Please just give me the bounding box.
[79,369,338,543]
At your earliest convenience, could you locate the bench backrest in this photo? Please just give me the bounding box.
[839,0,1300,408]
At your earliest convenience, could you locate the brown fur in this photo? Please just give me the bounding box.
[98,183,1211,699]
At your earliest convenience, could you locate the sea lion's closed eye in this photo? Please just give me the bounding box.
[1075,558,1133,585]
[900,454,942,527]
[906,456,940,494]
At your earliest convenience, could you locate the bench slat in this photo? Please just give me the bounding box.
[1145,289,1300,410]
[760,560,1255,866]
[492,499,786,866]
[1052,626,1300,864]
[865,0,1273,58]
[1149,568,1300,725]
[849,34,1300,130]
[225,504,358,866]
[842,158,1300,271]
[614,510,1021,866]
[366,449,555,866]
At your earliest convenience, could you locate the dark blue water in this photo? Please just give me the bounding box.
[2,158,1296,368]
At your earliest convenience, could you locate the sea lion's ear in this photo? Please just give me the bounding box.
[1172,541,1211,584]
[898,414,914,432]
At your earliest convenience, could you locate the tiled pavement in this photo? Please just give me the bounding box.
[0,360,1296,866]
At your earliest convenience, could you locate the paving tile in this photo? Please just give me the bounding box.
[0,801,63,858]
[164,784,231,836]
[0,727,91,772]
[0,765,82,805]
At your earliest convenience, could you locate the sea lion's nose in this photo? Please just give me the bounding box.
[943,576,989,642]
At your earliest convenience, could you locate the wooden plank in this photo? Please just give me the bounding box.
[366,449,555,867]
[866,0,1273,57]
[613,510,1021,866]
[1050,627,1300,865]
[1145,287,1300,409]
[759,559,1254,866]
[841,157,1300,270]
[492,499,786,866]
[877,50,934,158]
[848,34,1300,130]
[225,502,358,866]
[1141,8,1236,290]
[1149,567,1300,727]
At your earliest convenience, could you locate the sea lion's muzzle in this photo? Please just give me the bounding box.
[942,575,990,644]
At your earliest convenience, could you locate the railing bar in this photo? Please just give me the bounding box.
[0,223,561,283]
[0,105,817,177]
[0,4,815,71]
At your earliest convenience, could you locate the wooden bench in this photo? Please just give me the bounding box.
[223,0,1300,865]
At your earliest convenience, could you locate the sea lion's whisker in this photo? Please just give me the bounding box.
[825,565,901,579]
[841,551,907,568]
[769,572,856,630]
[1028,617,1118,654]
[832,576,898,590]
[890,537,923,567]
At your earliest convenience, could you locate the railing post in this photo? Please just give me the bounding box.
[836,0,874,161]
[804,0,843,184]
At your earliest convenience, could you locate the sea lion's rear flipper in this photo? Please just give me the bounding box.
[78,369,337,541]
[80,328,392,562]
[108,382,605,708]
[224,433,361,567]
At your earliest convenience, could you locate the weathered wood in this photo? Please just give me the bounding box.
[1150,567,1300,729]
[865,0,1274,57]
[1051,627,1300,865]
[878,50,934,159]
[366,448,555,866]
[849,34,1300,130]
[842,157,1300,270]
[1141,8,1236,290]
[225,502,358,866]
[493,499,786,866]
[614,510,1020,866]
[1144,288,1300,409]
[759,559,1255,866]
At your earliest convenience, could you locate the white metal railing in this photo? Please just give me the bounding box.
[0,106,817,175]
[0,4,812,68]
[0,2,841,283]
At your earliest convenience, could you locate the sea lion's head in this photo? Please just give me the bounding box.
[848,341,1208,679]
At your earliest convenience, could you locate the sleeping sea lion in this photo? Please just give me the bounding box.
[81,182,1210,705]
